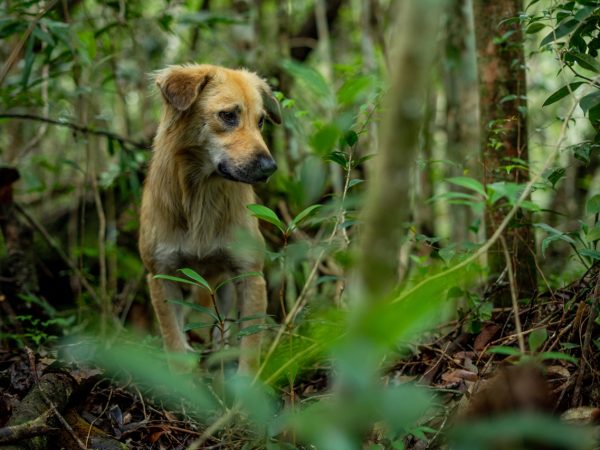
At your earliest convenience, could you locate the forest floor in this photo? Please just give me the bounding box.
[1,269,600,450]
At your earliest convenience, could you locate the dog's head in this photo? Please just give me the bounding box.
[155,64,282,184]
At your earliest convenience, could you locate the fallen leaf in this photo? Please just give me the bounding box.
[474,323,501,352]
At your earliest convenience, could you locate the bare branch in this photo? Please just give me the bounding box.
[0,113,150,150]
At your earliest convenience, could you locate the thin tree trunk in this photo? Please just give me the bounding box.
[473,0,536,304]
[445,0,480,243]
[358,0,445,300]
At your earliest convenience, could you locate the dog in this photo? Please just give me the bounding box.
[138,64,281,372]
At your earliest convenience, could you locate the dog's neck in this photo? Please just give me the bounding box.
[149,131,255,233]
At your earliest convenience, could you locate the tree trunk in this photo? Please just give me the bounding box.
[473,0,536,304]
[358,0,445,300]
[445,0,480,243]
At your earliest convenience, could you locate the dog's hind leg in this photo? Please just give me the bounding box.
[148,275,191,354]
[236,275,267,373]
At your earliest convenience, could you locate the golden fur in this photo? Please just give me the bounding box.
[139,64,281,372]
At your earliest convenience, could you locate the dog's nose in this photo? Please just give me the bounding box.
[256,154,277,179]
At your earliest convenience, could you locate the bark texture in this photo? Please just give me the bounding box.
[473,0,536,304]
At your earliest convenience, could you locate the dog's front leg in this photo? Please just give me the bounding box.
[237,275,267,373]
[148,275,191,354]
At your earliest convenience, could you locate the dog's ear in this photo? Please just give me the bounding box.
[260,83,282,125]
[156,66,213,111]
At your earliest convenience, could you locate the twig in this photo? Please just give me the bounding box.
[500,235,526,353]
[15,202,101,306]
[186,406,237,450]
[0,113,149,149]
[25,348,87,450]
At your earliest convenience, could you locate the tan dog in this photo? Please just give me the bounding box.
[139,64,281,372]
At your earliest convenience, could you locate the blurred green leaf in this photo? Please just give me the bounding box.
[167,299,219,322]
[183,322,213,332]
[538,351,578,364]
[526,22,546,33]
[310,124,341,156]
[571,51,600,73]
[66,339,215,416]
[540,19,579,46]
[337,76,373,105]
[579,248,600,261]
[281,60,332,101]
[288,205,322,232]
[534,223,577,256]
[449,413,593,449]
[580,91,600,113]
[528,327,547,352]
[586,194,600,214]
[488,346,522,356]
[238,324,267,337]
[446,177,487,197]
[215,272,262,291]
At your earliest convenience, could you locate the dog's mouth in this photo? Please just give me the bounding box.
[216,160,276,184]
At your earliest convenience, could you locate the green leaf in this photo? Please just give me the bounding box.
[488,346,522,356]
[288,204,322,232]
[167,299,219,322]
[21,31,36,89]
[310,124,341,156]
[325,151,349,168]
[586,194,600,214]
[534,223,577,256]
[590,104,600,124]
[183,322,214,332]
[545,167,566,187]
[348,178,364,189]
[215,272,263,291]
[281,59,331,101]
[528,327,547,352]
[153,274,200,287]
[526,22,546,34]
[579,248,600,261]
[542,82,585,106]
[247,204,285,233]
[238,313,270,322]
[540,19,579,46]
[343,130,359,148]
[179,268,212,292]
[488,182,525,205]
[586,224,600,242]
[571,51,600,73]
[538,351,578,364]
[336,76,373,105]
[446,177,487,198]
[238,324,267,337]
[580,91,600,113]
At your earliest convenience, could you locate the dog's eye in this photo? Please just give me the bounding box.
[258,115,265,129]
[219,111,238,126]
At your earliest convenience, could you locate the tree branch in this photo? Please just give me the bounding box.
[0,114,150,150]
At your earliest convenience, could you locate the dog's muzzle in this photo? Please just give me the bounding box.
[217,154,277,184]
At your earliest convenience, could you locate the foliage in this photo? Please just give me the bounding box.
[1,0,600,449]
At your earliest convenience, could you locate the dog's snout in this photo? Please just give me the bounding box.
[256,154,277,179]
